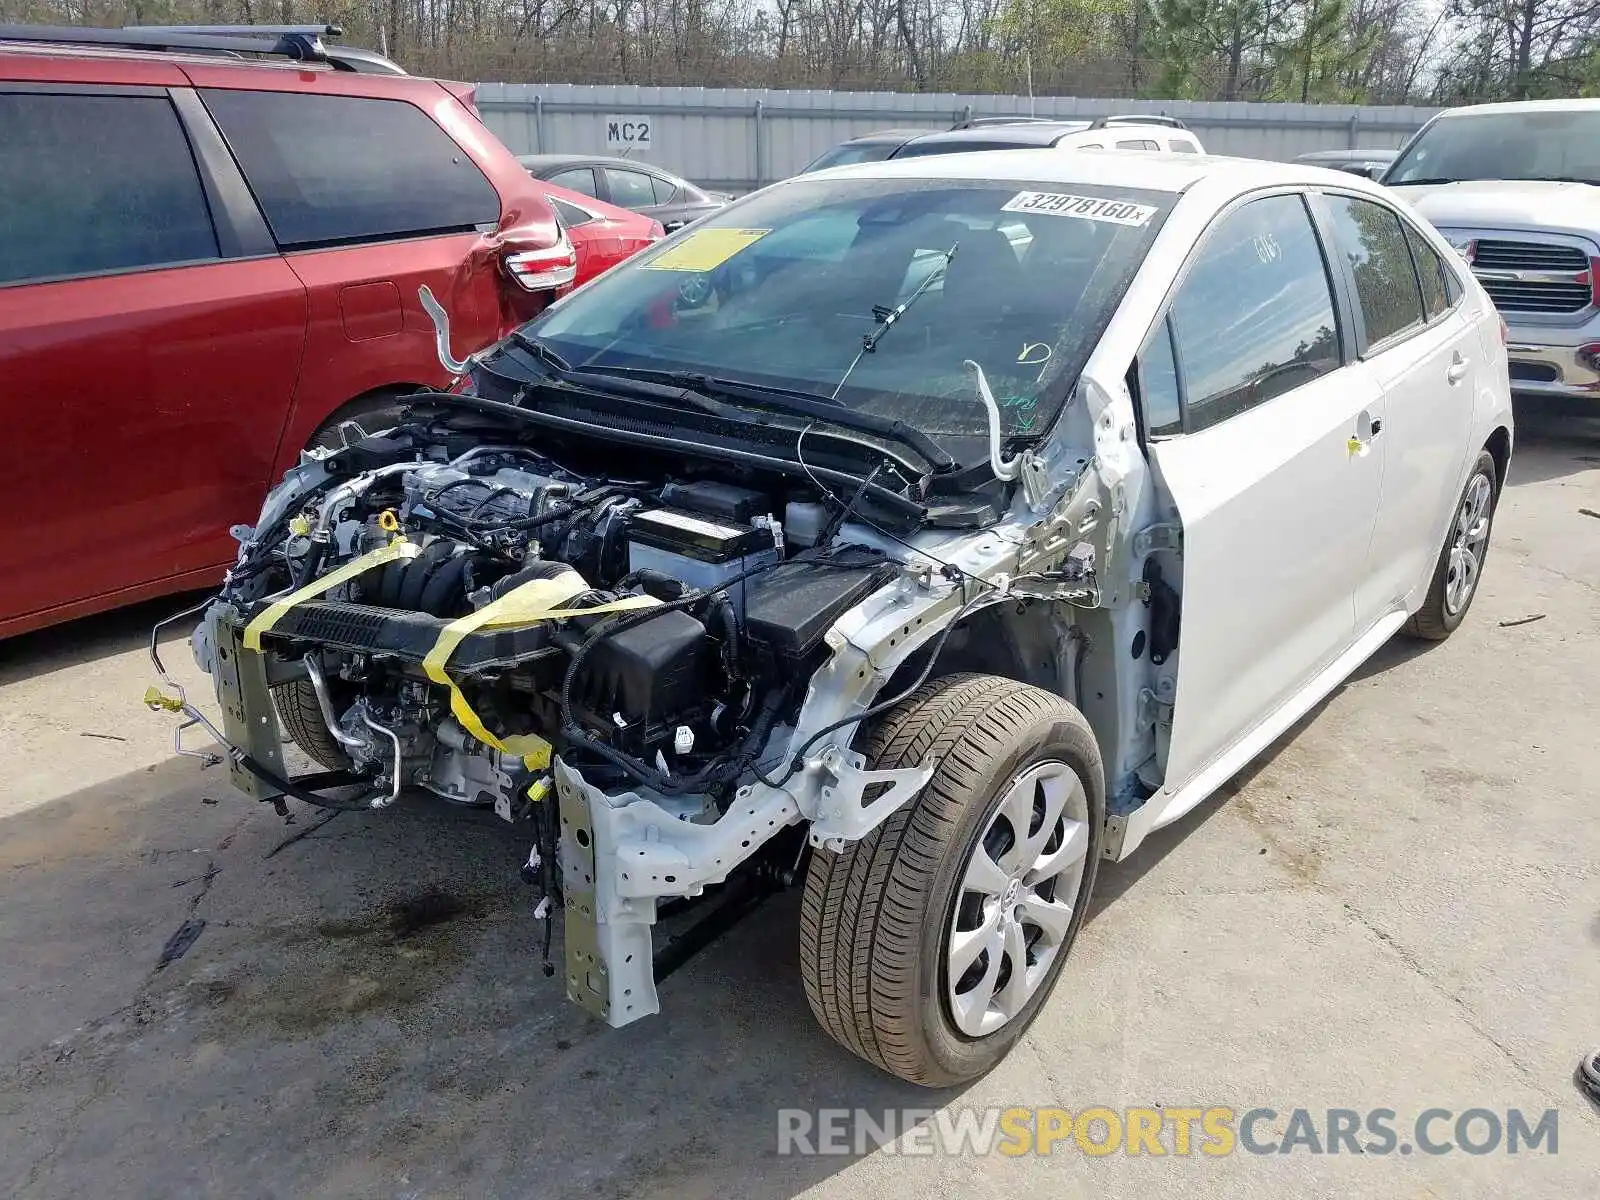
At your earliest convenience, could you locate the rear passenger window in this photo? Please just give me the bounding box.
[1167,194,1341,431]
[0,92,218,285]
[1170,139,1200,153]
[1404,224,1455,319]
[650,176,678,205]
[201,90,500,249]
[549,168,599,197]
[1116,139,1160,150]
[1324,195,1426,346]
[604,168,658,210]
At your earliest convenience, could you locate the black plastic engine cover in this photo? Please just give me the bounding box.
[569,609,709,732]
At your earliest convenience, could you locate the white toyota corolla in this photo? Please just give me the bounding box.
[167,148,1513,1087]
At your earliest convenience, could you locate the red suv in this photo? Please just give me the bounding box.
[0,25,575,638]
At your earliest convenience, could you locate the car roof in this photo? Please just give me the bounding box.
[520,153,677,175]
[1436,97,1600,118]
[898,121,1093,150]
[1296,148,1395,163]
[803,148,1354,198]
[839,128,931,146]
[0,26,406,77]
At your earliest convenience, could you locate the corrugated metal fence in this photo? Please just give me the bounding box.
[476,83,1440,192]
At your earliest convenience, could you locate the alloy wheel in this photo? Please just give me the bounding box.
[1444,471,1493,616]
[945,760,1091,1038]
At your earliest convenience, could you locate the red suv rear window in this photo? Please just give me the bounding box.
[202,88,500,248]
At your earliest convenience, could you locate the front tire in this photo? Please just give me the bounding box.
[799,674,1104,1086]
[1406,449,1498,641]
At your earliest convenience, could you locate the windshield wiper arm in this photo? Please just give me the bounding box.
[674,373,957,474]
[862,241,958,356]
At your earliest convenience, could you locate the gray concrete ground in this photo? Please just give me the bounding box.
[1,402,1596,1200]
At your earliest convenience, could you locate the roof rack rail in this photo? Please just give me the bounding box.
[0,23,406,75]
[949,115,1058,130]
[1087,114,1188,131]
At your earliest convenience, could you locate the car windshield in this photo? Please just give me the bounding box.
[1385,109,1600,186]
[529,176,1173,443]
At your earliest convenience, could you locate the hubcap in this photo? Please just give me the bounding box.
[945,760,1090,1038]
[1444,472,1493,616]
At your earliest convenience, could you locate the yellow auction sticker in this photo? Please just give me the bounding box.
[643,227,769,272]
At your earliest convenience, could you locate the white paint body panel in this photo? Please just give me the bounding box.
[1146,364,1385,814]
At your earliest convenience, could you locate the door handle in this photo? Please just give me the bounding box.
[1446,353,1468,384]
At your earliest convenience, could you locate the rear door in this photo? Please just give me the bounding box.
[0,84,305,630]
[1315,191,1481,625]
[601,165,664,216]
[1139,192,1385,791]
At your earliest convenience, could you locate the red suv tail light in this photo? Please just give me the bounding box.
[504,240,578,292]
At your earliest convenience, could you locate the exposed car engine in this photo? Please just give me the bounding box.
[193,415,897,828]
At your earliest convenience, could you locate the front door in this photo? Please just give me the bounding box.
[1139,192,1387,793]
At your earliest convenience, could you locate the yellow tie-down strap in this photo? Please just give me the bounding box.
[421,572,660,762]
[243,539,422,651]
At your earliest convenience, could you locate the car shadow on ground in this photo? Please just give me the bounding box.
[0,752,975,1200]
[0,591,207,686]
[1506,396,1600,487]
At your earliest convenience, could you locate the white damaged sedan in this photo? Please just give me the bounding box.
[157,150,1513,1086]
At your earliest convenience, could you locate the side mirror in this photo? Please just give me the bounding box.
[1338,163,1381,179]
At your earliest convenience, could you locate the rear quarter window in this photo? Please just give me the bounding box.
[201,90,501,249]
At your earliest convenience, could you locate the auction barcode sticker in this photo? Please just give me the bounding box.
[1002,192,1157,226]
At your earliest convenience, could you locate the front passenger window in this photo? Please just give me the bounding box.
[1168,194,1340,432]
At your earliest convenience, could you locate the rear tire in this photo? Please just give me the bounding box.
[799,674,1104,1086]
[1405,449,1498,641]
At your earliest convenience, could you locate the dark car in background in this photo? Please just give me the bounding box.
[519,154,727,232]
[0,24,574,638]
[1295,147,1399,178]
[799,115,1203,174]
[800,127,930,171]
